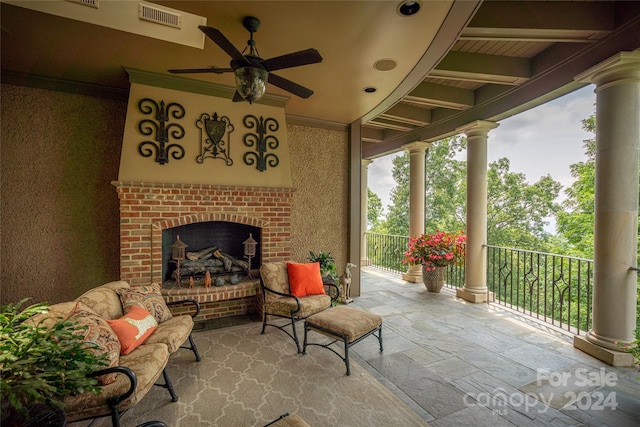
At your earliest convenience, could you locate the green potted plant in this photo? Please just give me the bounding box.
[0,299,108,426]
[308,251,338,284]
[402,230,466,292]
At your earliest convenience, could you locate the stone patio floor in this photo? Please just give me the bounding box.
[346,267,640,427]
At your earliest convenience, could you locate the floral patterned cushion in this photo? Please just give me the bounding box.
[64,343,169,422]
[68,302,121,385]
[144,313,193,353]
[117,283,172,323]
[265,294,331,318]
[76,280,130,320]
[260,262,291,296]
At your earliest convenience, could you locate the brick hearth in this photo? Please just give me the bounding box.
[113,181,293,320]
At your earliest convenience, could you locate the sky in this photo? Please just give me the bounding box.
[367,84,597,233]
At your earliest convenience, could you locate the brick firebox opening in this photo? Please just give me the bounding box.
[113,181,293,320]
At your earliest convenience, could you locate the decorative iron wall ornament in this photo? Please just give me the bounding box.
[195,112,234,165]
[242,115,279,172]
[137,98,185,165]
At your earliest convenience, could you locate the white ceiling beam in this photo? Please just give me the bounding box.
[433,51,530,85]
[403,81,474,110]
[466,1,614,40]
[379,104,431,126]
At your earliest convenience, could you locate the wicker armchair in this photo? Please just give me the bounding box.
[260,261,339,353]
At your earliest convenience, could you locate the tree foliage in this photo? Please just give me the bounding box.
[424,136,467,233]
[486,158,561,250]
[383,136,561,250]
[385,153,411,236]
[366,188,384,232]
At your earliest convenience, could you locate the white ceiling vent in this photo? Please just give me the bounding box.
[138,3,181,29]
[66,0,99,9]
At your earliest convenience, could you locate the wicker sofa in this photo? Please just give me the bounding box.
[37,280,200,426]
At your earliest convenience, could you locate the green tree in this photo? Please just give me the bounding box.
[424,135,467,233]
[385,153,411,236]
[486,158,562,250]
[555,115,596,258]
[367,188,384,232]
[383,137,562,250]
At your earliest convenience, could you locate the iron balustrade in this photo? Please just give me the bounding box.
[365,232,408,274]
[365,233,595,335]
[486,245,593,335]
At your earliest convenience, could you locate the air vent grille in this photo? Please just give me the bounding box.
[138,3,181,28]
[66,0,99,9]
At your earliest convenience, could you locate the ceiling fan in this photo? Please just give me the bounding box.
[168,16,323,103]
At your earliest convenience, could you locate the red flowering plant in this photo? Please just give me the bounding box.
[402,230,466,271]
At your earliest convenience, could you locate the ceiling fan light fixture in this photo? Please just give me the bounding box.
[234,66,269,103]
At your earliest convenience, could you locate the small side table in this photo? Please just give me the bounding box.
[302,306,383,375]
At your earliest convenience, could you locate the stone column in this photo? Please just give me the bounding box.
[402,141,432,283]
[361,159,373,267]
[573,52,639,366]
[456,121,499,303]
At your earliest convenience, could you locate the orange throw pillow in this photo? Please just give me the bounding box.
[107,306,158,355]
[286,262,325,297]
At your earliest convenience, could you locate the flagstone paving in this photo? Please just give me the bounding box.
[348,267,640,426]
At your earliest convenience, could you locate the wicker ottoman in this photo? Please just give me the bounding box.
[302,306,383,375]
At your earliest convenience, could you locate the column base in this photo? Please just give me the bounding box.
[402,272,422,283]
[573,335,635,367]
[359,257,371,267]
[456,288,493,303]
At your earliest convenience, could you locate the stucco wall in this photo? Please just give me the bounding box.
[288,124,349,274]
[1,84,125,304]
[1,83,350,305]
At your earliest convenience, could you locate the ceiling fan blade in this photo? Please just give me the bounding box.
[198,25,246,62]
[268,73,314,99]
[168,67,233,74]
[261,48,323,72]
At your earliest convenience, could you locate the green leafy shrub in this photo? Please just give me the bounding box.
[308,251,338,283]
[0,299,108,423]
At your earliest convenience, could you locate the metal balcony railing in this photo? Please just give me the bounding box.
[365,232,593,335]
[486,245,593,335]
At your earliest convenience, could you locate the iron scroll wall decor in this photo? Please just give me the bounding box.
[242,115,279,172]
[196,112,234,165]
[137,98,186,165]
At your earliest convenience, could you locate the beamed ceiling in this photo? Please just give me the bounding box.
[2,1,640,159]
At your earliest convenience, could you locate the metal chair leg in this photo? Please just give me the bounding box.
[186,333,201,362]
[154,368,178,402]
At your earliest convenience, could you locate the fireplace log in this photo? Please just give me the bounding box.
[173,246,250,281]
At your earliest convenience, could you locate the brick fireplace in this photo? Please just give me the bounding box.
[113,181,293,320]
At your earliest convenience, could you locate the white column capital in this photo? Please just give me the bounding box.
[456,120,499,137]
[575,51,640,86]
[401,141,432,154]
[362,159,373,168]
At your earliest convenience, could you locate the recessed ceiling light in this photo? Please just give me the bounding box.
[398,1,421,17]
[374,59,397,72]
[363,87,377,93]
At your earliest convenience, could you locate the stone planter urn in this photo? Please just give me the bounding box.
[422,265,446,293]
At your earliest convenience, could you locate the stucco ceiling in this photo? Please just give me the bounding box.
[2,1,640,158]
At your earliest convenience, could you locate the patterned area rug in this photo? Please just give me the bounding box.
[115,322,430,427]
